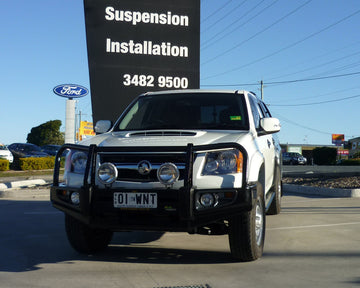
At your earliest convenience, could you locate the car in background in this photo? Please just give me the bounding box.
[0,143,14,163]
[41,145,61,156]
[8,143,50,159]
[282,152,307,165]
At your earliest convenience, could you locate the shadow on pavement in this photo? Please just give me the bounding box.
[0,200,234,272]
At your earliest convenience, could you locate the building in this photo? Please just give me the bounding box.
[348,137,360,158]
[281,143,341,165]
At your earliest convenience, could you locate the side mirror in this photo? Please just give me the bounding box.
[259,118,281,135]
[94,120,112,134]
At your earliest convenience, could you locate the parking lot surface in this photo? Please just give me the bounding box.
[0,189,359,288]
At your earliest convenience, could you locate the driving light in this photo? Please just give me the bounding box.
[70,192,80,205]
[97,162,118,185]
[157,163,179,186]
[196,191,236,210]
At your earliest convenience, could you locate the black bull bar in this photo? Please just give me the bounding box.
[51,143,253,231]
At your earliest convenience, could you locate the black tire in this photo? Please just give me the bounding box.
[267,166,282,215]
[65,214,113,254]
[228,182,265,262]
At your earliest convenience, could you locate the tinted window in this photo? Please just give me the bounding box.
[115,93,249,131]
[259,101,272,118]
[249,96,261,129]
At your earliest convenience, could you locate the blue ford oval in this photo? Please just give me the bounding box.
[53,84,89,98]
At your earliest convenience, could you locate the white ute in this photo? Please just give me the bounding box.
[51,89,282,262]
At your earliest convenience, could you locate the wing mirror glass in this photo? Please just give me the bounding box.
[94,120,112,134]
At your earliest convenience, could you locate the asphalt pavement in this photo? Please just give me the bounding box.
[1,192,359,288]
[0,166,359,287]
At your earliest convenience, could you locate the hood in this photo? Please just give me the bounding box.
[79,130,252,148]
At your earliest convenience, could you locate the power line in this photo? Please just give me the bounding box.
[302,60,360,81]
[201,71,360,87]
[201,0,248,34]
[201,0,269,50]
[266,49,360,82]
[201,0,233,24]
[279,114,360,139]
[202,0,310,63]
[273,84,360,103]
[276,113,332,135]
[202,8,360,80]
[270,94,360,107]
[265,71,360,85]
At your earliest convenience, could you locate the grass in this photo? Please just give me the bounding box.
[0,169,62,178]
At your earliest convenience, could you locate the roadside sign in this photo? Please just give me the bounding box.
[83,0,200,124]
[332,134,345,146]
[53,84,89,99]
[337,149,349,156]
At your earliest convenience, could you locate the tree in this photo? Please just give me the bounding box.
[27,120,64,146]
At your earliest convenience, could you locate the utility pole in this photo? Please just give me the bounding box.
[260,80,264,100]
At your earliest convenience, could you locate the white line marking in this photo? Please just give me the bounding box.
[268,222,360,231]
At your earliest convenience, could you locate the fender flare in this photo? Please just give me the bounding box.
[247,151,265,184]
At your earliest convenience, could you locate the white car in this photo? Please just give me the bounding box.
[51,90,282,262]
[0,143,14,163]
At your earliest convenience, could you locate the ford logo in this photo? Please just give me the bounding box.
[53,84,89,99]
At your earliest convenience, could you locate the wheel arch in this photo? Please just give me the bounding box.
[247,151,265,187]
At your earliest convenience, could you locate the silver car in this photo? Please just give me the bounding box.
[282,152,307,165]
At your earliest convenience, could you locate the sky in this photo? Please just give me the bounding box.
[1,0,360,146]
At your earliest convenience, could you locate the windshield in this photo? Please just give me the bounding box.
[115,93,249,131]
[23,145,41,152]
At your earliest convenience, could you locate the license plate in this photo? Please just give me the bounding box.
[113,192,157,208]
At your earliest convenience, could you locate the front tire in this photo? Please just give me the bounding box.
[228,182,265,262]
[65,214,113,254]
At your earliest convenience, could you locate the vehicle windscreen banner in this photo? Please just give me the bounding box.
[83,0,200,124]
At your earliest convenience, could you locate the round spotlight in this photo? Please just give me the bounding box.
[70,192,80,205]
[200,193,215,207]
[157,163,179,186]
[97,162,118,185]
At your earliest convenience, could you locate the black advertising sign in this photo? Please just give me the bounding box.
[83,0,200,124]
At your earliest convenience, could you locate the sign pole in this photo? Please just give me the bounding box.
[65,99,76,144]
[53,84,89,144]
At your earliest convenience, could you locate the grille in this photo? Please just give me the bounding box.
[99,152,187,182]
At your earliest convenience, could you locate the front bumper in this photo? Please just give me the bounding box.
[51,143,255,232]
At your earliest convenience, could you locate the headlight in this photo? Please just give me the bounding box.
[200,193,215,207]
[70,151,88,174]
[97,162,118,185]
[157,163,179,186]
[202,149,243,175]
